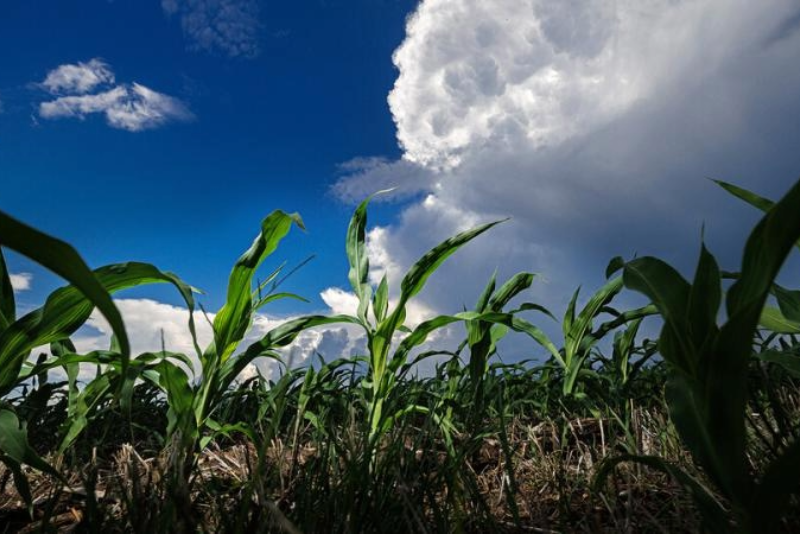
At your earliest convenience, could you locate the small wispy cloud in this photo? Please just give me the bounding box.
[162,0,261,58]
[41,58,115,95]
[9,273,32,292]
[37,59,193,132]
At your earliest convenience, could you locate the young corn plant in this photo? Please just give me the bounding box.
[140,210,353,475]
[0,259,198,504]
[293,194,562,456]
[456,271,556,422]
[344,194,505,449]
[0,210,186,507]
[598,319,660,416]
[524,267,657,401]
[597,176,800,533]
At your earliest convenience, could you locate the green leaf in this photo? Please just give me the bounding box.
[664,373,729,492]
[58,371,116,453]
[757,348,800,377]
[773,284,800,323]
[221,314,359,393]
[726,178,800,321]
[0,210,129,369]
[623,257,694,373]
[475,271,497,313]
[393,314,466,366]
[750,438,800,533]
[156,360,195,436]
[714,178,800,253]
[0,249,16,329]
[714,177,800,501]
[561,276,624,395]
[509,302,556,321]
[5,460,33,514]
[488,272,534,311]
[714,179,775,213]
[253,292,309,312]
[605,256,625,279]
[687,243,721,350]
[372,219,506,382]
[398,219,506,306]
[505,315,562,365]
[0,409,61,478]
[759,306,800,334]
[212,210,303,363]
[0,262,198,397]
[563,288,580,338]
[346,191,392,324]
[372,274,389,324]
[347,195,371,324]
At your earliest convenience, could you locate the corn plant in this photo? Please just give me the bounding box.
[608,321,660,402]
[0,209,143,507]
[0,259,198,503]
[454,271,555,422]
[134,210,355,476]
[597,176,800,533]
[526,267,657,399]
[345,194,506,448]
[296,194,564,454]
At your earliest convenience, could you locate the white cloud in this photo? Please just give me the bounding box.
[334,0,800,361]
[38,60,192,131]
[41,58,115,95]
[9,273,32,292]
[73,297,369,379]
[78,298,214,355]
[320,287,360,317]
[388,0,798,170]
[162,0,261,58]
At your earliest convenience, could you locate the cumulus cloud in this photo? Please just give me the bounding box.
[162,0,261,58]
[41,58,115,95]
[73,296,370,379]
[320,287,360,317]
[387,0,798,170]
[78,299,214,356]
[40,83,193,132]
[334,0,800,359]
[9,273,32,292]
[38,60,192,131]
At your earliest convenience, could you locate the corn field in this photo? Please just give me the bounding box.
[1,177,800,533]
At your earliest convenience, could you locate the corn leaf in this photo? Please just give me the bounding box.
[759,306,800,334]
[0,249,15,329]
[212,210,303,363]
[0,262,197,397]
[398,220,506,307]
[0,210,129,371]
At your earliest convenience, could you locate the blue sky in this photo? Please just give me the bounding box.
[2,0,800,364]
[1,0,414,311]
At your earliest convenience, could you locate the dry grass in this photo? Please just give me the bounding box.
[0,409,705,533]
